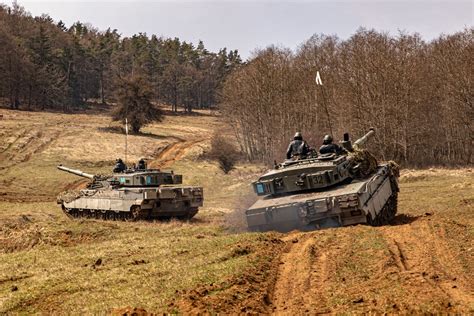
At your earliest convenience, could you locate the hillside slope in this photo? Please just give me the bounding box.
[174,169,473,314]
[0,108,472,314]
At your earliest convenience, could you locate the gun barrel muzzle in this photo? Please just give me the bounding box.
[353,128,375,148]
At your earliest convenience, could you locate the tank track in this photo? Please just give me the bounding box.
[62,205,145,221]
[366,193,398,226]
[61,205,198,221]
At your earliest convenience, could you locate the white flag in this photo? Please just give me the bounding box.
[315,71,323,85]
[125,118,128,135]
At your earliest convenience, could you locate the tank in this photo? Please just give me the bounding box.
[245,129,399,232]
[57,165,203,221]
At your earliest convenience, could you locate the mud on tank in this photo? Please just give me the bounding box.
[57,164,203,221]
[246,129,400,232]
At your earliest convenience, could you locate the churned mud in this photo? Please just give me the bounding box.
[171,168,474,314]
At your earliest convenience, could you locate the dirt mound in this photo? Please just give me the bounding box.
[171,214,472,314]
[0,215,41,253]
[203,216,473,314]
[110,307,151,316]
[0,216,109,253]
[171,234,284,314]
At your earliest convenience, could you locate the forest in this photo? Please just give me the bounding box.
[0,3,472,166]
[0,3,241,112]
[221,28,473,166]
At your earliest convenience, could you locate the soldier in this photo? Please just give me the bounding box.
[286,132,310,159]
[319,135,346,155]
[113,158,127,173]
[137,158,146,170]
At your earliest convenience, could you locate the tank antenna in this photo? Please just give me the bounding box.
[125,118,128,165]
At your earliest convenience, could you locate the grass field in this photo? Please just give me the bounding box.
[0,107,472,314]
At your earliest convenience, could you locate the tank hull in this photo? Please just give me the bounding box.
[246,164,398,232]
[58,185,203,221]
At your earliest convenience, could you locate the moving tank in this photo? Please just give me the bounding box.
[246,129,399,232]
[57,165,203,221]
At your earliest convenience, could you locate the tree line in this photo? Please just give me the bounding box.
[221,28,473,166]
[0,3,241,112]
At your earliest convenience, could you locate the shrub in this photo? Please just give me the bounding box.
[208,133,240,174]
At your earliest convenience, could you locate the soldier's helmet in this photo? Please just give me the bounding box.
[294,132,303,140]
[116,158,123,163]
[323,134,333,145]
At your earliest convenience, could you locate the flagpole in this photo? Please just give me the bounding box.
[315,71,333,136]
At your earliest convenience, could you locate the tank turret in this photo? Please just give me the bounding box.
[251,129,377,197]
[57,165,184,188]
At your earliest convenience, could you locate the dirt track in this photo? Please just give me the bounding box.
[175,167,473,314]
[176,211,473,314]
[271,215,473,313]
[149,137,208,169]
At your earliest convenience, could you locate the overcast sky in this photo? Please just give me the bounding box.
[15,0,474,59]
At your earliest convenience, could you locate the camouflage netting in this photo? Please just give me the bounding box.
[57,190,81,203]
[348,149,378,178]
[386,160,400,177]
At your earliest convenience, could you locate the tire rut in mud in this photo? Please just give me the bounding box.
[269,218,473,314]
[272,233,332,314]
[171,215,472,314]
[380,219,474,311]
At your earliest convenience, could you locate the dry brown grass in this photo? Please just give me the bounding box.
[0,201,268,313]
[0,108,472,314]
[0,108,268,314]
[0,108,228,201]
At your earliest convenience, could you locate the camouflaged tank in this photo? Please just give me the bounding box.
[246,129,400,232]
[57,165,203,221]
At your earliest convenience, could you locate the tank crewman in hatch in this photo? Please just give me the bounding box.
[113,158,127,173]
[137,158,146,170]
[286,132,310,159]
[319,135,346,155]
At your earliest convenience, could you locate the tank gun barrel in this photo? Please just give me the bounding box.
[353,128,375,149]
[57,165,94,179]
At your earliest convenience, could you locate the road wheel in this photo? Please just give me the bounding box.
[130,206,141,221]
[106,211,115,221]
[366,213,374,226]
